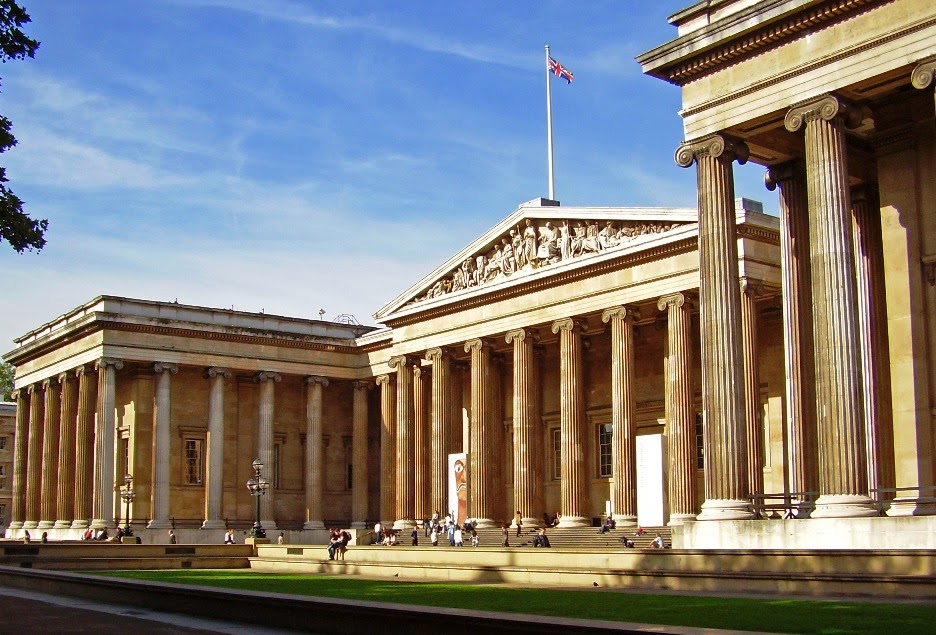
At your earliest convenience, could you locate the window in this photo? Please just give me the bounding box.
[0,464,5,489]
[695,412,704,470]
[0,503,5,526]
[597,423,613,477]
[184,438,204,485]
[551,428,561,480]
[345,443,353,490]
[0,436,7,450]
[272,443,281,489]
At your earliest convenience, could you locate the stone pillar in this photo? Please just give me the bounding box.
[23,383,43,530]
[675,133,754,521]
[911,58,936,112]
[551,318,590,527]
[785,94,876,517]
[351,380,372,528]
[413,364,431,525]
[147,362,178,529]
[92,358,123,529]
[202,367,230,529]
[657,294,698,525]
[425,347,454,520]
[388,355,415,529]
[601,307,639,526]
[72,366,96,529]
[739,279,765,498]
[8,389,27,530]
[506,328,540,528]
[376,374,396,526]
[532,345,546,521]
[38,377,61,529]
[765,162,819,515]
[256,371,280,529]
[852,186,896,504]
[54,371,78,528]
[302,375,329,529]
[464,338,497,527]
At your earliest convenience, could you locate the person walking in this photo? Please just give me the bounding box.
[514,510,523,537]
[501,523,510,547]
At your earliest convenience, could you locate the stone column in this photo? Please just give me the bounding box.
[911,58,936,112]
[202,367,230,529]
[413,364,431,525]
[8,389,27,530]
[765,162,818,515]
[785,94,876,517]
[303,375,329,529]
[657,294,698,525]
[72,365,96,529]
[464,338,497,527]
[739,279,765,498]
[38,377,61,529]
[551,318,590,527]
[92,358,123,529]
[601,307,639,526]
[675,133,753,521]
[147,362,178,529]
[506,328,540,528]
[351,380,372,528]
[54,371,78,528]
[23,383,43,530]
[388,355,415,529]
[425,347,454,519]
[851,186,896,503]
[256,371,280,529]
[376,374,396,526]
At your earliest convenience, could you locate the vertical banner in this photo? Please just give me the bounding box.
[636,434,667,527]
[448,452,468,526]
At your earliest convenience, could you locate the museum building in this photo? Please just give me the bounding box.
[4,0,936,548]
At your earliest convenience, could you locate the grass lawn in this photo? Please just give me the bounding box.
[98,570,933,634]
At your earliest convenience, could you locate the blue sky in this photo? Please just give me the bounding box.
[0,0,774,350]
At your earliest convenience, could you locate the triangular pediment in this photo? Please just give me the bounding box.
[374,198,698,322]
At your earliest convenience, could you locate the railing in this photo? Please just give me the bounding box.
[749,492,818,519]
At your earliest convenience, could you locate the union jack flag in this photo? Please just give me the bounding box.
[548,56,574,84]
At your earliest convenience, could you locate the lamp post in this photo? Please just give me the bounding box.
[246,459,270,538]
[120,473,135,538]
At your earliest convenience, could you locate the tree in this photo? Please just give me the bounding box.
[0,0,44,253]
[0,361,13,401]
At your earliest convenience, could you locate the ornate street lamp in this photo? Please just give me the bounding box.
[120,473,136,537]
[246,459,270,539]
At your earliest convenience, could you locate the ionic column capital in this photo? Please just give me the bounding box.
[95,357,124,372]
[675,134,749,168]
[601,306,641,324]
[784,93,865,132]
[304,375,330,388]
[375,374,393,387]
[764,160,805,191]
[26,383,41,396]
[56,370,72,384]
[205,366,231,379]
[9,388,21,401]
[911,58,936,90]
[424,346,453,363]
[550,317,584,335]
[505,328,538,345]
[74,364,94,378]
[739,278,765,297]
[152,362,178,375]
[41,376,59,390]
[657,292,687,312]
[255,371,281,383]
[388,354,417,371]
[353,379,374,392]
[464,337,494,353]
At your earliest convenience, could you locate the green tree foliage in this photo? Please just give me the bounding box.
[0,0,45,253]
[0,361,14,401]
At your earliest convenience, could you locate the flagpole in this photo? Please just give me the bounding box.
[545,44,555,201]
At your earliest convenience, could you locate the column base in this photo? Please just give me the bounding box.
[21,521,38,530]
[667,513,698,526]
[90,519,116,529]
[36,520,55,530]
[886,497,936,517]
[556,515,590,528]
[696,499,755,521]
[613,514,638,527]
[201,519,227,530]
[351,521,367,529]
[70,520,89,530]
[521,516,541,529]
[53,520,72,529]
[811,494,879,518]
[303,520,325,530]
[392,519,416,530]
[261,519,278,531]
[7,522,23,530]
[471,518,498,529]
[146,519,173,529]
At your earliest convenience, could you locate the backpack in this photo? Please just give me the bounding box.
[341,531,351,543]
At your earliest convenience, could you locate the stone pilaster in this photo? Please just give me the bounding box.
[303,375,329,529]
[38,377,61,529]
[506,328,539,528]
[413,364,431,525]
[601,307,639,526]
[464,338,497,527]
[785,94,876,517]
[376,374,396,526]
[550,318,590,527]
[425,347,454,520]
[765,161,818,515]
[675,133,753,521]
[23,383,43,530]
[388,355,416,529]
[147,362,178,529]
[72,365,96,529]
[8,389,27,530]
[255,371,280,529]
[911,58,936,112]
[92,357,123,529]
[351,380,372,528]
[54,371,78,528]
[739,279,765,498]
[657,294,698,525]
[202,367,230,529]
[851,185,896,502]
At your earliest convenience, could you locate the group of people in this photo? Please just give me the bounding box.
[326,528,352,559]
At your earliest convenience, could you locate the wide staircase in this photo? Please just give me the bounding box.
[470,525,671,549]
